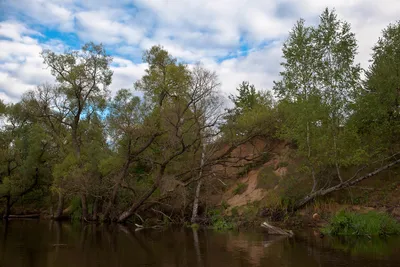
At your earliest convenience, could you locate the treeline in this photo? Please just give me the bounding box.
[0,8,399,222]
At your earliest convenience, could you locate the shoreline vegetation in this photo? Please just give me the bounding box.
[1,8,400,237]
[322,210,400,236]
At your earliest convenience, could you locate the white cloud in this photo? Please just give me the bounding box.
[205,42,283,98]
[0,20,145,103]
[110,58,147,95]
[0,21,55,103]
[4,0,75,31]
[75,10,146,45]
[2,0,400,104]
[0,21,42,41]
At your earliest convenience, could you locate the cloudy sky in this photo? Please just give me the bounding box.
[0,0,399,103]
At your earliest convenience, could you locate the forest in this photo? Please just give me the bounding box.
[1,8,399,225]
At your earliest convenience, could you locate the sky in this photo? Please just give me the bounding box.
[0,0,399,103]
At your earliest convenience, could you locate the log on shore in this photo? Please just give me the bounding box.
[261,222,294,236]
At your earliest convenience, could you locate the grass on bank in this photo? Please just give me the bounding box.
[322,210,400,236]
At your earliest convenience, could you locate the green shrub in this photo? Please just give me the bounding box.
[212,219,235,231]
[207,208,235,231]
[70,197,82,222]
[323,210,400,236]
[233,183,248,195]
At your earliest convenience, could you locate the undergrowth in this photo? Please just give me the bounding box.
[207,209,236,231]
[323,210,400,236]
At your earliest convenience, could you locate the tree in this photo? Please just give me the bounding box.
[273,9,398,210]
[39,42,112,220]
[273,18,322,192]
[116,48,222,223]
[102,89,159,221]
[224,81,276,139]
[314,8,362,183]
[228,81,259,116]
[0,102,52,218]
[354,21,400,153]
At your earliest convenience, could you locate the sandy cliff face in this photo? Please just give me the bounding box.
[210,138,292,213]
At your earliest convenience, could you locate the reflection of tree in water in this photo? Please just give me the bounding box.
[328,236,399,257]
[291,231,400,267]
[118,225,157,265]
[1,222,400,267]
[224,232,268,266]
[0,220,9,264]
[192,228,203,267]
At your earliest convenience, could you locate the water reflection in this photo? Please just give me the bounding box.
[0,221,400,267]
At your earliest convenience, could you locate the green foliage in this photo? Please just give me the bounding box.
[3,15,400,226]
[323,210,400,236]
[221,200,229,210]
[70,197,82,222]
[233,183,248,195]
[233,183,249,195]
[352,21,400,151]
[207,209,235,231]
[223,81,277,139]
[228,81,262,116]
[212,219,235,231]
[274,8,364,193]
[329,236,399,256]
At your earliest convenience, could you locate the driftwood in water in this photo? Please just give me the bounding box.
[261,222,294,236]
[8,214,40,219]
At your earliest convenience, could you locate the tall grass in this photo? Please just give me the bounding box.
[323,210,400,236]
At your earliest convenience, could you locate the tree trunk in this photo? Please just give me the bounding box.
[293,156,400,210]
[54,192,64,220]
[191,180,203,224]
[104,135,157,221]
[92,198,98,221]
[103,160,131,220]
[117,184,159,223]
[192,228,203,267]
[333,134,343,183]
[117,165,166,223]
[191,141,206,223]
[306,121,317,193]
[81,194,90,221]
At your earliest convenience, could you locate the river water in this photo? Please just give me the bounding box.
[1,220,400,267]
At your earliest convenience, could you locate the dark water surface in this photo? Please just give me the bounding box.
[1,221,400,267]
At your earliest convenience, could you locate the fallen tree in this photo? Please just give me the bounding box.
[293,153,400,211]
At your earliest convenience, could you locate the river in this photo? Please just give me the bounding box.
[1,220,400,266]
